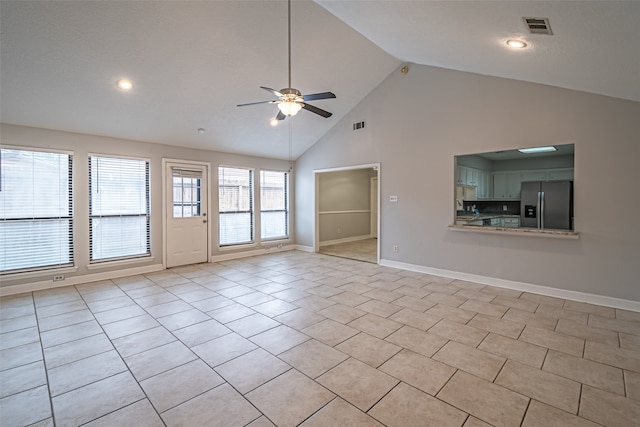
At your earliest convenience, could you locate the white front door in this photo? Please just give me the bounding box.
[166,163,208,267]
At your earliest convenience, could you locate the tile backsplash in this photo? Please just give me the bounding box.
[461,200,520,215]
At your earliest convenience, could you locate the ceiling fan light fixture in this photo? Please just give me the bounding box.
[278,101,302,116]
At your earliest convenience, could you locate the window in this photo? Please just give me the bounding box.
[89,156,150,262]
[172,169,202,218]
[260,170,288,240]
[219,166,253,246]
[0,148,73,273]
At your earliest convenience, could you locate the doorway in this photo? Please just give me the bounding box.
[314,164,380,264]
[163,160,210,268]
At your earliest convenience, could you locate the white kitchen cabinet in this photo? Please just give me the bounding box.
[520,171,547,182]
[477,170,492,199]
[493,173,521,199]
[456,166,471,185]
[502,217,520,228]
[548,169,574,180]
[457,165,492,198]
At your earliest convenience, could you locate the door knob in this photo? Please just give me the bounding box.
[203,220,207,223]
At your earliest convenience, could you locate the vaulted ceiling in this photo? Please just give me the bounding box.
[2,1,638,160]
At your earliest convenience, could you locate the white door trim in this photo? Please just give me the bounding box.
[162,158,212,268]
[313,163,380,264]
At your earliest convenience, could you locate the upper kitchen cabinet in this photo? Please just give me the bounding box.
[493,172,521,199]
[455,158,492,199]
[547,169,574,181]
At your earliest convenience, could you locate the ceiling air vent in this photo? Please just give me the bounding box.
[523,17,553,35]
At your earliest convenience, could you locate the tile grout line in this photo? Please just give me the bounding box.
[31,291,56,427]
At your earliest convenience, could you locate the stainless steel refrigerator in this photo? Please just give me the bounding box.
[520,180,573,230]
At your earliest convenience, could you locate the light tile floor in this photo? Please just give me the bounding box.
[319,239,377,264]
[1,250,639,426]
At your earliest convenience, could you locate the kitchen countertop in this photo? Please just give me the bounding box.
[449,223,580,239]
[452,213,579,239]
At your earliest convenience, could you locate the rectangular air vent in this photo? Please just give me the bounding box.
[352,121,365,131]
[523,17,553,35]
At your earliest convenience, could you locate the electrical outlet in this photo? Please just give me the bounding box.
[53,275,65,282]
[393,245,399,253]
[503,205,508,211]
[337,227,341,234]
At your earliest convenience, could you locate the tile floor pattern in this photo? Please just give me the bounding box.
[1,251,639,427]
[319,238,377,264]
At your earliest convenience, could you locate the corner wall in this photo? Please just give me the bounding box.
[295,64,640,302]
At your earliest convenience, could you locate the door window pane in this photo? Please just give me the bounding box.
[173,170,202,218]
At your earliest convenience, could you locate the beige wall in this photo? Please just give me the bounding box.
[0,124,292,290]
[295,64,640,302]
[318,169,374,243]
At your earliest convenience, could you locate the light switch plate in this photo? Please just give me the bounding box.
[389,195,398,202]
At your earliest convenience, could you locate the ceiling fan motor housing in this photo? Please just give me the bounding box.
[280,88,304,103]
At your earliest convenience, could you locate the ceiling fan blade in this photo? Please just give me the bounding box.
[302,103,332,118]
[261,86,284,98]
[303,91,336,101]
[237,100,278,107]
[276,111,286,121]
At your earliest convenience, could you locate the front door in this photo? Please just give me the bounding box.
[166,163,208,267]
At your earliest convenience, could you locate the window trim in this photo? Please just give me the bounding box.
[0,146,74,274]
[260,169,289,241]
[88,154,151,263]
[218,165,255,247]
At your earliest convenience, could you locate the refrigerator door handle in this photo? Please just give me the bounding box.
[540,191,545,229]
[537,192,542,229]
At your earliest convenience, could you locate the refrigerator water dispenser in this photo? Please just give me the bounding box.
[524,205,536,218]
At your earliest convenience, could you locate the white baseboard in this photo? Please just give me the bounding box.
[295,245,314,253]
[319,235,372,247]
[380,259,640,312]
[210,245,294,263]
[0,264,164,297]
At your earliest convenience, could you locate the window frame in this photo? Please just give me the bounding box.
[260,169,289,241]
[0,146,74,274]
[88,154,151,263]
[218,165,255,247]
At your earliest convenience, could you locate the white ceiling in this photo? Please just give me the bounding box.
[2,1,638,160]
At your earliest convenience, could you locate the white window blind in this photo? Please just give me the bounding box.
[89,156,150,262]
[0,148,73,273]
[219,166,253,246]
[260,170,288,240]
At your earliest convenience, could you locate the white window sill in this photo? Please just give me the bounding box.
[1,266,79,281]
[218,243,259,252]
[87,256,155,270]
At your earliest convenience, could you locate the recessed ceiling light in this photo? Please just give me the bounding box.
[506,39,527,49]
[518,146,557,154]
[270,118,279,127]
[197,128,206,134]
[117,79,133,91]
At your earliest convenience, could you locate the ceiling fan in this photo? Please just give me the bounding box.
[237,0,336,122]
